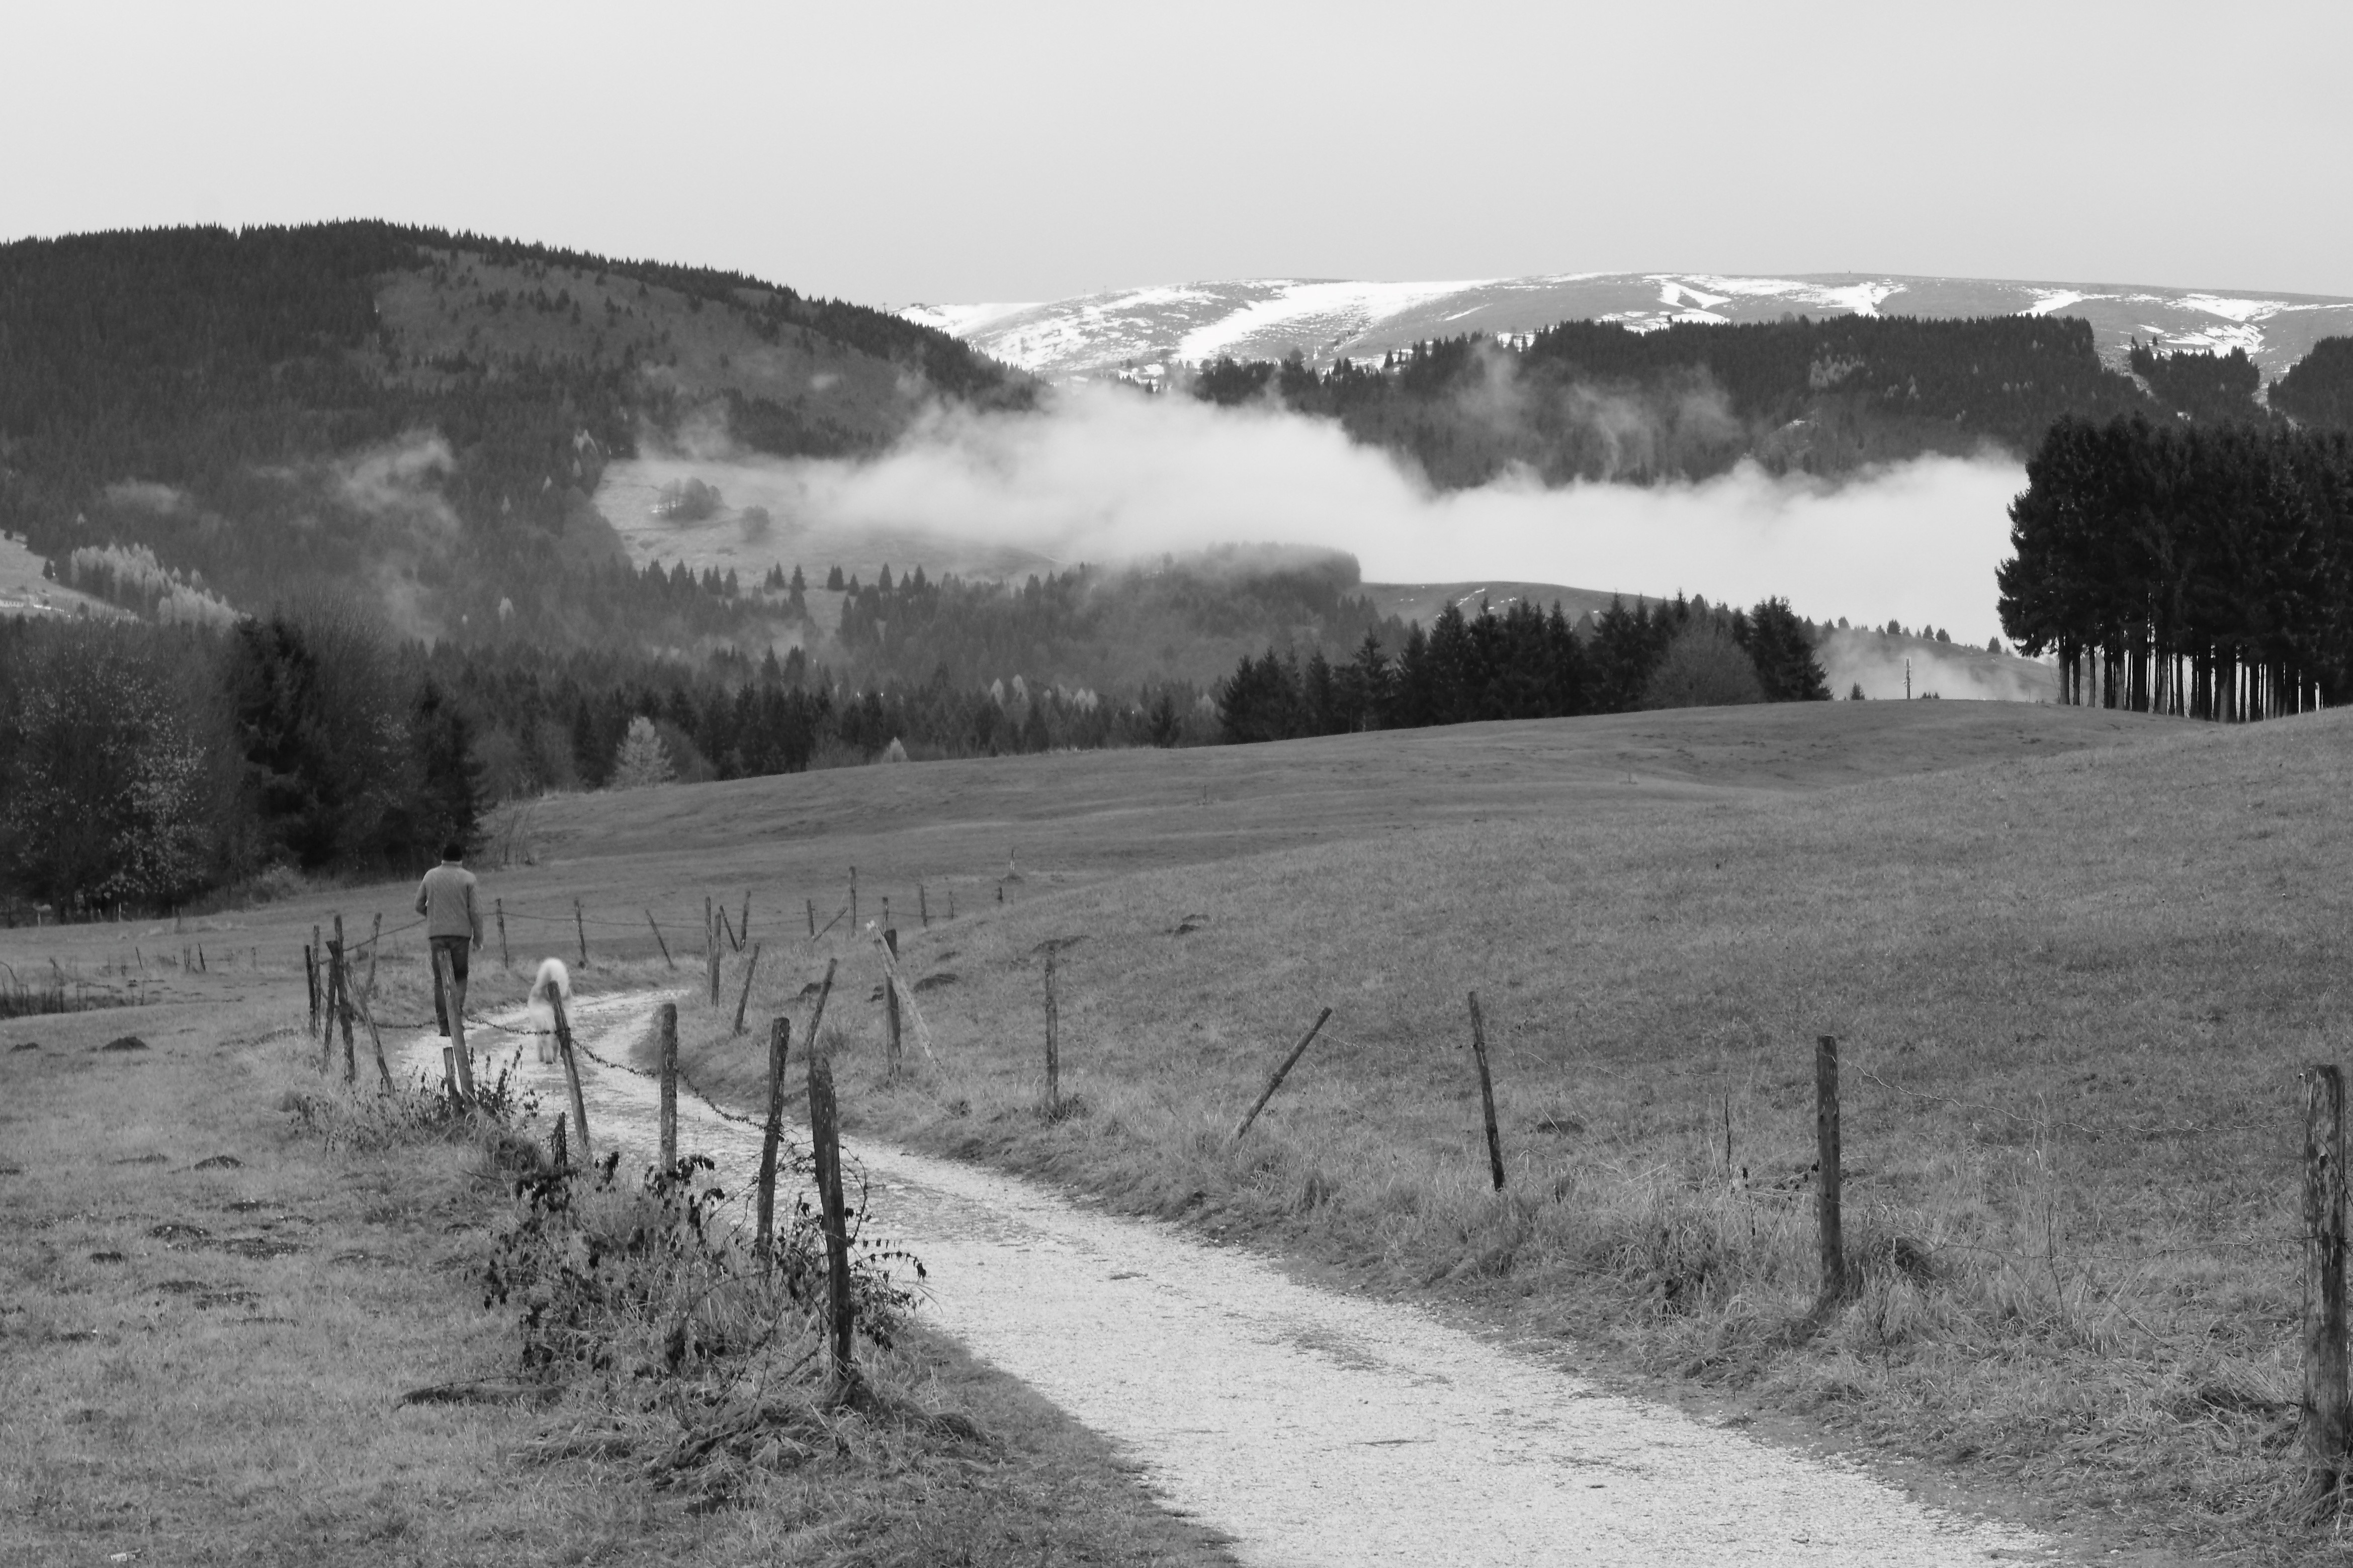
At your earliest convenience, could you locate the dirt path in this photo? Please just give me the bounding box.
[421,1000,2056,1567]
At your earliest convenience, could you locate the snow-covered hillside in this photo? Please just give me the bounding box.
[902,273,2353,386]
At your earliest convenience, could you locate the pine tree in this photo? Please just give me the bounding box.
[610,715,673,789]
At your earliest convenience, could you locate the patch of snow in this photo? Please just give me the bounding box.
[1176,278,1498,362]
[2021,289,2107,316]
[899,302,1042,336]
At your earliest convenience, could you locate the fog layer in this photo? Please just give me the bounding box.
[640,384,2028,642]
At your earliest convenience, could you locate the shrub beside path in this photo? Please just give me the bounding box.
[422,998,2057,1567]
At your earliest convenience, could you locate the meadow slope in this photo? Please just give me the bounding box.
[11,698,2338,1560]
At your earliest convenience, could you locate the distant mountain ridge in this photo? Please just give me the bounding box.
[903,272,2353,386]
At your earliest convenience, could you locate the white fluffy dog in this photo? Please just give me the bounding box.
[526,957,571,1063]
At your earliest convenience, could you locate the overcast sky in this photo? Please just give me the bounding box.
[9,0,2349,309]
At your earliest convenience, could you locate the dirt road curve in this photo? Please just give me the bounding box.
[420,998,2057,1567]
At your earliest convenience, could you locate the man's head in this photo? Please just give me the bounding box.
[441,842,465,864]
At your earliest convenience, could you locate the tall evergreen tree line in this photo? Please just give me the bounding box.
[1214,594,1826,742]
[1997,416,2353,719]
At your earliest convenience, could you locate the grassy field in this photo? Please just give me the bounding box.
[0,979,1240,1563]
[9,697,2343,1560]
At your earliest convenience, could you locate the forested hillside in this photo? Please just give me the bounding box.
[0,222,1026,647]
[1189,319,2353,487]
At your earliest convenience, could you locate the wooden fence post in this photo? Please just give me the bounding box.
[1816,1034,1846,1307]
[657,1001,678,1170]
[2307,1064,2350,1507]
[807,899,816,939]
[808,1019,854,1391]
[740,891,751,949]
[574,899,588,968]
[366,912,381,998]
[883,929,902,1080]
[754,1014,792,1266]
[303,944,318,1033]
[1233,1007,1335,1141]
[322,917,345,1068]
[495,899,509,970]
[919,885,929,927]
[310,924,323,1029]
[708,935,721,1007]
[1043,948,1061,1118]
[548,989,590,1164]
[343,952,393,1094]
[1465,992,1506,1191]
[732,943,762,1036]
[646,909,675,968]
[706,895,715,954]
[328,919,356,1083]
[849,867,858,933]
[433,946,476,1100]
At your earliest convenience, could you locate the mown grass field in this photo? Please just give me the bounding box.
[8,697,2339,1561]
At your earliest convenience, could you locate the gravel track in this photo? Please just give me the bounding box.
[419,997,2057,1567]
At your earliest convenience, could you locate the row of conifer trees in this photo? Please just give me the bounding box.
[1997,416,2353,719]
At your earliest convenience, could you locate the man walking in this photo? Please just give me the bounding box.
[415,842,483,1037]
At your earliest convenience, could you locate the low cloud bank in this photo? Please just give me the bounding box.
[671,385,2029,642]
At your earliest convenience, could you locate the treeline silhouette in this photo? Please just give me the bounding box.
[1191,322,2353,489]
[0,604,1216,914]
[1997,416,2353,718]
[0,222,1016,651]
[1214,594,1827,741]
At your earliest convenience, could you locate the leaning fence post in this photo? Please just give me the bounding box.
[754,1014,792,1266]
[883,929,903,1080]
[329,917,355,1083]
[740,891,751,949]
[574,899,588,968]
[1816,1034,1846,1307]
[432,945,476,1100]
[732,943,762,1036]
[343,952,393,1094]
[1043,947,1061,1118]
[548,989,590,1165]
[1233,1007,1335,1141]
[1465,991,1506,1191]
[366,912,382,998]
[645,909,674,968]
[657,1001,678,1169]
[806,899,816,939]
[919,885,929,928]
[808,1017,854,1391]
[2307,1064,2350,1507]
[849,867,858,934]
[303,943,319,1033]
[323,916,345,1068]
[495,898,509,970]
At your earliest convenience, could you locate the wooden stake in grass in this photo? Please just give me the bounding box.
[1465,992,1506,1191]
[883,929,902,1080]
[656,1001,678,1169]
[2306,1064,2351,1508]
[433,946,476,1101]
[849,866,858,933]
[324,918,346,1076]
[807,898,816,939]
[547,988,590,1165]
[732,943,762,1036]
[495,899,509,970]
[342,952,393,1094]
[708,934,722,1007]
[1816,1034,1846,1308]
[646,909,675,969]
[919,884,929,927]
[1043,948,1061,1118]
[366,913,381,998]
[808,1021,854,1391]
[303,943,318,1033]
[1233,1006,1334,1142]
[573,899,588,968]
[754,1013,793,1267]
[328,922,355,1083]
[740,891,751,948]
